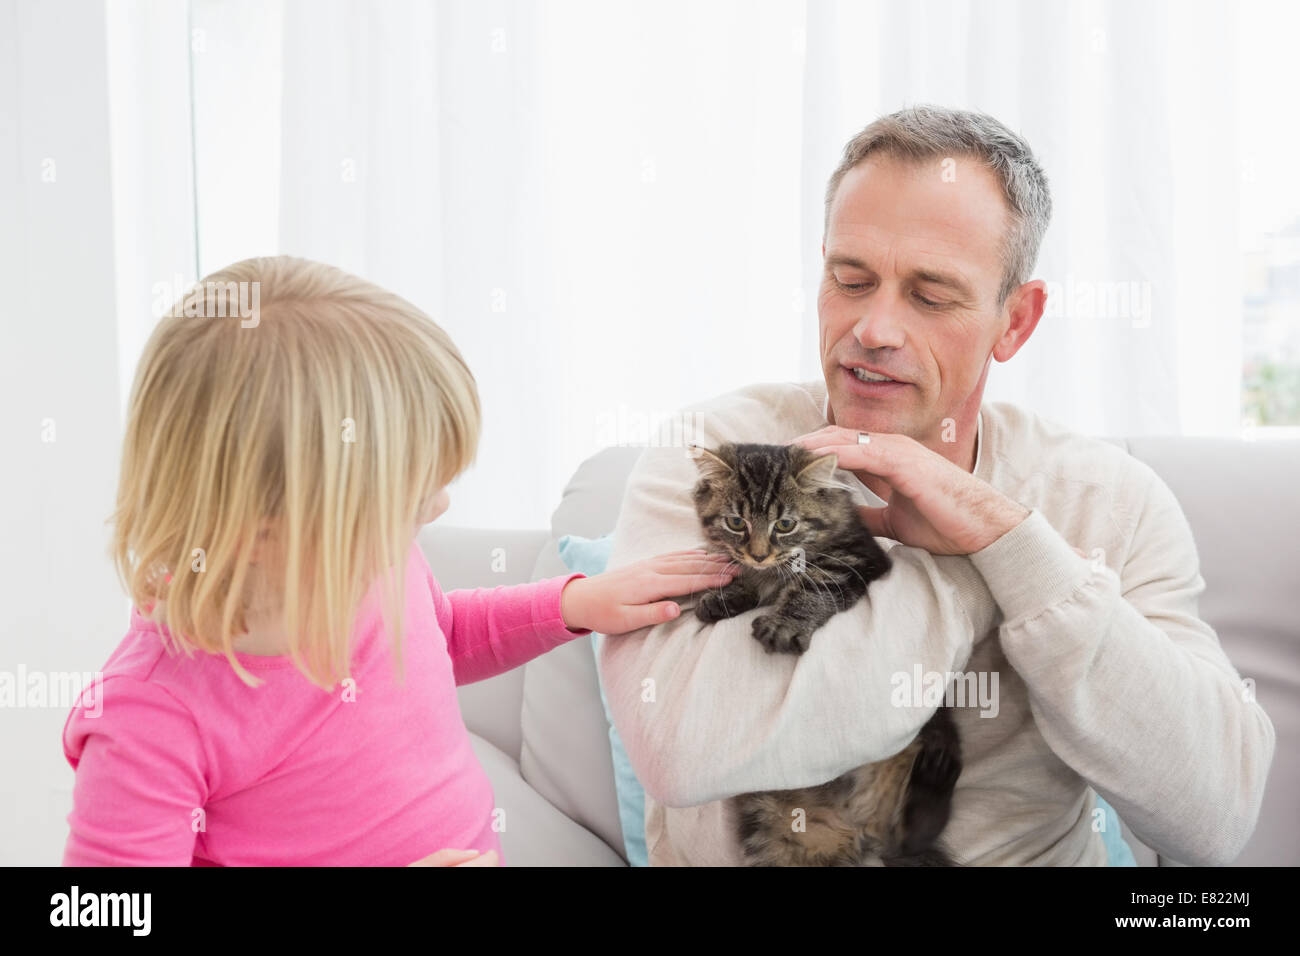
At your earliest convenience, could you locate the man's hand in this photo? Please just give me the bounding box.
[561,550,738,635]
[790,427,1030,555]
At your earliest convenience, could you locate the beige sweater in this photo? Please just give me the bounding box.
[600,379,1275,866]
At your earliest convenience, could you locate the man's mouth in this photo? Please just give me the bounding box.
[852,367,898,383]
[843,365,908,389]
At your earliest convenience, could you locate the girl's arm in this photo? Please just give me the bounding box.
[62,677,207,866]
[428,568,591,686]
[425,550,736,686]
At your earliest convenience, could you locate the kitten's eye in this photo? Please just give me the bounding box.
[773,517,798,533]
[723,515,747,533]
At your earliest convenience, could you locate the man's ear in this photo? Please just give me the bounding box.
[795,451,839,490]
[993,279,1046,363]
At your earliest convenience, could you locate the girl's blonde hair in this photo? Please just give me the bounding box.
[112,256,480,689]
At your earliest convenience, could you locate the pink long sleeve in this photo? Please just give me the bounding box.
[62,679,207,865]
[429,566,592,685]
[62,542,591,866]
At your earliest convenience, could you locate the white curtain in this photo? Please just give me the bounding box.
[182,0,1242,529]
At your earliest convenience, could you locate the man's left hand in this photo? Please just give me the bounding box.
[790,427,1030,555]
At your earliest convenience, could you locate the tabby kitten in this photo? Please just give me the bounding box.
[690,441,962,867]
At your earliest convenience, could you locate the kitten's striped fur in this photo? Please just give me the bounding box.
[690,441,962,866]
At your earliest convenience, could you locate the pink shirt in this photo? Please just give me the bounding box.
[61,541,588,866]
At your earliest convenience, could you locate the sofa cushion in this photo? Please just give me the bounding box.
[557,532,649,866]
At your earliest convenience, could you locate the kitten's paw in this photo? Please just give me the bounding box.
[751,614,812,655]
[695,590,735,623]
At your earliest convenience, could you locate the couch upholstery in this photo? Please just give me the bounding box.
[422,433,1299,866]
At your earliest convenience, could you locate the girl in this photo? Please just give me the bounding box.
[62,256,735,866]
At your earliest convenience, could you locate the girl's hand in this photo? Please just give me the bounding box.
[560,550,738,635]
[407,848,499,866]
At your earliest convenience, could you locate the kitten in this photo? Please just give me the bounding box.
[690,441,962,866]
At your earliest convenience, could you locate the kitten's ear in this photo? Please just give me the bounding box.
[689,444,734,483]
[794,451,840,490]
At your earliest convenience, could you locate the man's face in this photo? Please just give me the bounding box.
[819,154,1013,439]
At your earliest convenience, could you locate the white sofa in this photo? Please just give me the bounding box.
[421,433,1299,866]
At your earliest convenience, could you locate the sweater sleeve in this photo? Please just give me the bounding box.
[62,677,207,866]
[598,442,1003,809]
[428,565,592,686]
[967,473,1277,867]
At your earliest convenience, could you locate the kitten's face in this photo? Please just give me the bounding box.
[690,443,845,570]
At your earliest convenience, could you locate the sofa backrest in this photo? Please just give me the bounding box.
[1113,435,1299,866]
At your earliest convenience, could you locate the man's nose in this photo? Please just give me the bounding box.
[851,290,907,351]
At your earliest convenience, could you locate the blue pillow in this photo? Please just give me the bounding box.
[557,533,649,867]
[558,532,1138,868]
[1094,793,1138,866]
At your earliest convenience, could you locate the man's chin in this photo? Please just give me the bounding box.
[827,376,915,433]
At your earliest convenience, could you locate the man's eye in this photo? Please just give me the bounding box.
[773,517,797,533]
[723,515,746,532]
[912,290,945,308]
[835,277,870,293]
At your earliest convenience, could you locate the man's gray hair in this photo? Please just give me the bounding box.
[824,105,1052,305]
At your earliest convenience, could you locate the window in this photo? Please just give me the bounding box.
[1238,0,1300,435]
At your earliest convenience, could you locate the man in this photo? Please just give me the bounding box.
[600,106,1275,866]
